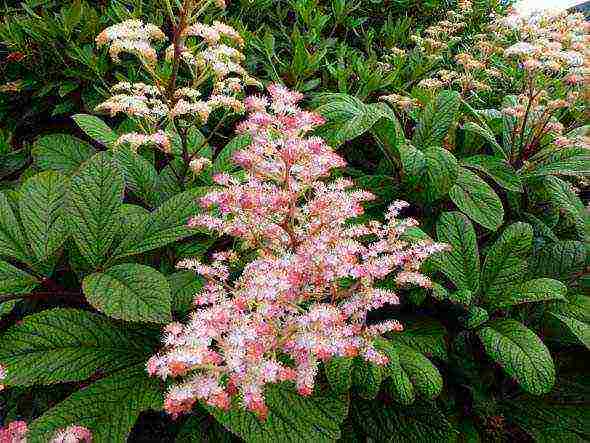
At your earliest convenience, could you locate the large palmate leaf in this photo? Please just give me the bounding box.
[83,264,171,323]
[478,319,555,395]
[449,167,503,231]
[32,134,96,174]
[210,383,348,442]
[461,155,522,192]
[72,114,118,147]
[0,192,28,260]
[433,211,480,293]
[19,171,69,260]
[0,309,156,386]
[27,366,162,443]
[111,187,209,261]
[351,399,457,442]
[0,260,38,297]
[417,147,458,202]
[492,278,566,308]
[67,152,124,267]
[481,222,533,301]
[412,90,460,148]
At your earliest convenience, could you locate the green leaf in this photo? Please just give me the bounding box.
[113,145,158,205]
[67,152,124,267]
[351,399,457,442]
[315,93,397,146]
[72,114,118,147]
[212,134,251,174]
[462,306,489,329]
[543,176,584,226]
[325,357,354,394]
[210,383,348,443]
[0,260,38,296]
[461,155,522,192]
[112,187,207,261]
[353,358,383,399]
[412,90,460,148]
[433,211,480,292]
[168,270,204,315]
[27,366,162,443]
[398,144,426,187]
[393,318,448,361]
[417,147,458,202]
[481,222,533,302]
[32,134,96,174]
[551,312,590,350]
[375,338,415,405]
[19,171,69,260]
[83,264,171,323]
[449,167,504,231]
[0,192,28,260]
[493,278,566,308]
[529,240,585,282]
[393,342,443,399]
[0,309,156,386]
[478,319,555,395]
[0,300,16,318]
[525,146,590,178]
[462,121,506,159]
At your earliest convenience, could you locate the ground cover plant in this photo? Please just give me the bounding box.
[0,0,588,442]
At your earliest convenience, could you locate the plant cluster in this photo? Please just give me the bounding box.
[0,1,588,442]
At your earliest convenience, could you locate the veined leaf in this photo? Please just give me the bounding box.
[551,312,590,350]
[0,308,156,386]
[27,366,162,443]
[543,176,584,226]
[32,134,96,174]
[392,318,448,361]
[478,319,555,395]
[83,264,171,323]
[492,278,566,308]
[529,240,585,282]
[417,147,458,202]
[212,134,251,174]
[0,192,28,261]
[168,270,204,315]
[67,152,124,268]
[353,358,383,399]
[433,211,480,293]
[0,260,38,297]
[113,145,157,206]
[462,306,489,330]
[72,114,118,147]
[19,171,69,260]
[399,144,426,187]
[210,383,348,443]
[111,187,208,261]
[449,167,504,231]
[461,155,522,192]
[325,357,354,394]
[351,399,456,442]
[462,122,506,159]
[481,222,533,302]
[412,90,460,148]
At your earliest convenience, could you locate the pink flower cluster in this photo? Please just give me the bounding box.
[147,85,447,420]
[0,421,91,443]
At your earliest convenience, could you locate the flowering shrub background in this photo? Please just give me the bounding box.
[0,0,589,442]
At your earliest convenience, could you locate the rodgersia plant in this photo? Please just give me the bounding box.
[91,0,259,187]
[147,84,448,419]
